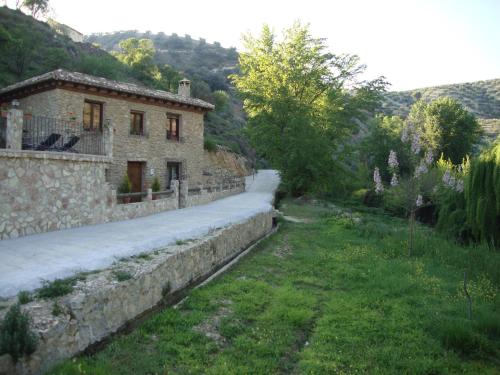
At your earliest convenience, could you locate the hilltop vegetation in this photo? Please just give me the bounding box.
[0,7,250,155]
[381,80,500,139]
[86,30,249,155]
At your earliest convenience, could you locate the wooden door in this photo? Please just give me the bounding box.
[127,161,143,202]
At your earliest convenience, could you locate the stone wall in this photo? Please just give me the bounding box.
[0,212,274,375]
[186,178,246,207]
[0,150,180,240]
[18,88,206,191]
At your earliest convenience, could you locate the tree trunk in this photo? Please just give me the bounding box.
[463,271,472,320]
[408,210,415,257]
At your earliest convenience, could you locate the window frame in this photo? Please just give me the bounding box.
[130,110,145,136]
[83,100,103,131]
[166,113,180,141]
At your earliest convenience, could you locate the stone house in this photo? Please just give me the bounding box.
[0,69,215,194]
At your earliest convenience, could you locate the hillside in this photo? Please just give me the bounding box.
[86,31,249,154]
[380,79,500,139]
[0,8,250,156]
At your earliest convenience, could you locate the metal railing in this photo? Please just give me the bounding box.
[22,115,105,155]
[0,115,6,149]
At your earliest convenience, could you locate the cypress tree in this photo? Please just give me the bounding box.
[466,141,500,247]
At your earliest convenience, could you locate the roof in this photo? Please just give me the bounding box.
[0,69,214,111]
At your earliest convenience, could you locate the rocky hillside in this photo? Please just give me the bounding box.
[380,79,500,139]
[0,8,250,155]
[86,31,249,154]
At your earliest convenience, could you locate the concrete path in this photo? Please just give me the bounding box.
[0,170,280,298]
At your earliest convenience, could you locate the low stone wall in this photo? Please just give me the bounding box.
[186,179,245,207]
[0,211,274,375]
[0,150,113,240]
[0,150,179,240]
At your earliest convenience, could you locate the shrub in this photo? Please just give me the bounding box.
[112,270,133,282]
[17,291,32,305]
[204,137,217,152]
[51,302,62,317]
[0,304,38,362]
[117,174,132,194]
[37,276,83,299]
[151,176,161,193]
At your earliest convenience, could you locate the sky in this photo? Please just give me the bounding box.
[6,0,500,91]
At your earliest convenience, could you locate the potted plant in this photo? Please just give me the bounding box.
[118,174,132,203]
[0,106,8,117]
[151,176,161,200]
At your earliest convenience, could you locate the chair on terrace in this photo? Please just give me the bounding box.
[55,136,80,153]
[34,133,61,151]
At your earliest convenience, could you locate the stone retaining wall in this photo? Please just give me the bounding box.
[0,211,274,375]
[186,179,245,207]
[0,150,179,240]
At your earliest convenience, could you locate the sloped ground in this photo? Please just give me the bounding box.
[48,200,499,374]
[0,170,279,298]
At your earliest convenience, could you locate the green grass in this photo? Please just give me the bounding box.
[48,200,499,374]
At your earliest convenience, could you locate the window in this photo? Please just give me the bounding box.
[166,114,180,141]
[130,111,144,135]
[83,100,102,131]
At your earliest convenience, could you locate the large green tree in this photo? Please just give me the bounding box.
[114,38,156,78]
[231,23,386,195]
[410,97,481,164]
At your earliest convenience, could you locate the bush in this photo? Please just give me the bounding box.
[17,291,32,305]
[117,174,132,194]
[151,176,161,193]
[0,304,38,362]
[204,137,217,152]
[112,270,133,282]
[37,276,83,299]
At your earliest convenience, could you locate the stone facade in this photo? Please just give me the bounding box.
[0,150,184,240]
[0,212,274,375]
[17,88,206,190]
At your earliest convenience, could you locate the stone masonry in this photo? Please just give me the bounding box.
[17,88,206,190]
[0,211,274,375]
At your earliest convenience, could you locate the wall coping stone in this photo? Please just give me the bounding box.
[0,149,112,163]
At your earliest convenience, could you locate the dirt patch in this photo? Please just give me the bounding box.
[274,234,293,258]
[192,300,233,347]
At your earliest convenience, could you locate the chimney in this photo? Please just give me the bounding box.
[178,78,191,97]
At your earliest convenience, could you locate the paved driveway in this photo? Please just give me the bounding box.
[0,170,280,298]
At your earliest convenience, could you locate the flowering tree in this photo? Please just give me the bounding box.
[373,120,437,256]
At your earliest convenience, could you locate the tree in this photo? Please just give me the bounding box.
[21,0,49,18]
[114,38,156,78]
[213,90,229,112]
[156,64,182,92]
[411,98,481,164]
[466,141,500,247]
[231,22,386,195]
[360,115,410,182]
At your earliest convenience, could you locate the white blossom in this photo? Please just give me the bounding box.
[373,167,384,193]
[390,173,399,186]
[416,194,423,207]
[414,160,428,178]
[388,150,399,169]
[442,169,451,185]
[411,132,421,154]
[455,179,464,192]
[425,151,434,165]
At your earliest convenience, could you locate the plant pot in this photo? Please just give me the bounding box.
[23,114,33,120]
[0,110,8,118]
[152,195,158,200]
[122,196,131,204]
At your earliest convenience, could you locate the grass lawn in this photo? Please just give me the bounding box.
[49,199,499,374]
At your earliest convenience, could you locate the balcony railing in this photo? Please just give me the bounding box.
[22,115,105,155]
